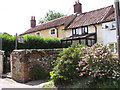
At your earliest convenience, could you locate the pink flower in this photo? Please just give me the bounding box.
[96,70,100,73]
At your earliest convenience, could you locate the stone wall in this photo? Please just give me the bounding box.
[10,49,62,83]
[0,50,4,74]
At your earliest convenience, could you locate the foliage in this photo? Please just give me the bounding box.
[50,43,86,84]
[42,80,56,88]
[39,10,66,24]
[0,33,15,52]
[76,43,120,81]
[87,78,119,88]
[19,35,61,49]
[50,42,119,86]
[0,33,62,52]
[30,64,48,80]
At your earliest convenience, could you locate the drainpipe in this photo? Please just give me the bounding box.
[114,0,120,60]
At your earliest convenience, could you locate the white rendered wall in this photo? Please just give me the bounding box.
[102,21,117,45]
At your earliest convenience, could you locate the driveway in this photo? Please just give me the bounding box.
[0,78,50,88]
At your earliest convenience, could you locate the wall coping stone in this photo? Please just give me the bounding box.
[12,49,63,54]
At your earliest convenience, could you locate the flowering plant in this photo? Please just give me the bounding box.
[77,43,119,80]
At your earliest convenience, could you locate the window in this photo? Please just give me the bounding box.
[82,26,88,34]
[36,32,40,35]
[51,29,55,35]
[111,22,116,30]
[72,28,79,36]
[81,39,86,45]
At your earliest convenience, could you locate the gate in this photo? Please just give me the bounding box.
[3,51,11,74]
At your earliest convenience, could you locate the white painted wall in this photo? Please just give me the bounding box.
[102,21,117,45]
[0,50,4,75]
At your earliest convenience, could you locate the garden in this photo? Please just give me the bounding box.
[44,43,120,88]
[0,33,119,88]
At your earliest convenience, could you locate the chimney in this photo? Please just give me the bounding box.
[74,0,82,14]
[31,16,36,28]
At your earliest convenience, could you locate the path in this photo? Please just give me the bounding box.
[0,78,50,88]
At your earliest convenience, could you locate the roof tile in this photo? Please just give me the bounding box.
[20,14,75,35]
[67,5,114,29]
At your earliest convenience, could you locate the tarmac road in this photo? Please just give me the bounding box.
[0,78,50,88]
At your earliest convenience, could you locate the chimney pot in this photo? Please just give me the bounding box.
[34,16,35,20]
[75,1,77,4]
[74,0,82,14]
[31,16,36,28]
[31,16,33,20]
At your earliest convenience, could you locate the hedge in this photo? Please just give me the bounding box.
[0,33,62,52]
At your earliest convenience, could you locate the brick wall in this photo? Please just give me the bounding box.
[10,49,62,83]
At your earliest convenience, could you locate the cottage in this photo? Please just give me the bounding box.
[20,0,116,49]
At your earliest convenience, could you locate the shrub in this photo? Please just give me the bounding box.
[76,43,120,81]
[50,43,86,84]
[0,33,15,52]
[0,33,62,52]
[29,64,48,80]
[18,35,62,49]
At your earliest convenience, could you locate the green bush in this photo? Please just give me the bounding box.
[50,43,86,84]
[30,64,48,80]
[18,35,62,49]
[0,33,62,52]
[0,33,15,52]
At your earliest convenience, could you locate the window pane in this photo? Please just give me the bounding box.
[88,40,91,46]
[36,32,40,35]
[82,27,88,34]
[76,28,79,35]
[85,27,88,33]
[51,29,55,35]
[81,39,85,45]
[82,28,84,34]
[67,41,72,47]
[112,22,116,29]
[73,40,79,43]
[92,40,95,45]
[73,29,75,35]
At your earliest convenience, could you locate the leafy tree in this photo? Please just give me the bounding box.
[39,10,66,24]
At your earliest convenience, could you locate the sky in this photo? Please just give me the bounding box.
[0,0,114,35]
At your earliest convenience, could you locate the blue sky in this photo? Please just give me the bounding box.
[0,0,114,35]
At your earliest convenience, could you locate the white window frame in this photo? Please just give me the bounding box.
[36,31,40,36]
[50,29,56,35]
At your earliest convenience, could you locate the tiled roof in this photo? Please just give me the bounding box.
[20,14,76,35]
[67,5,114,29]
[20,5,114,35]
[103,12,115,21]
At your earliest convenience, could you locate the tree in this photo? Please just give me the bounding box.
[39,10,67,24]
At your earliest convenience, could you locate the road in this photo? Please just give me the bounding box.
[0,78,50,88]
